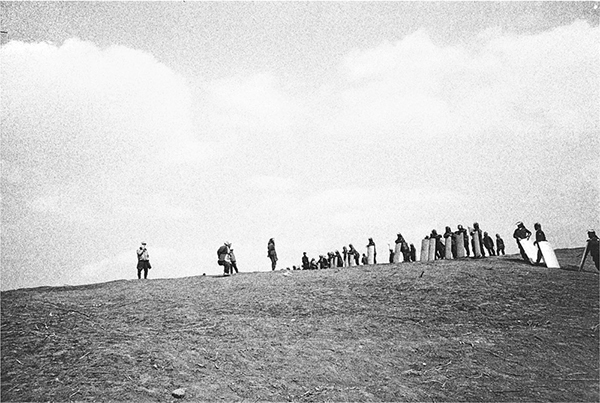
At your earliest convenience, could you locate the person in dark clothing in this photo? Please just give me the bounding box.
[443,226,456,258]
[430,230,444,259]
[396,233,411,262]
[367,238,377,264]
[533,223,546,265]
[309,258,318,270]
[409,244,416,262]
[267,238,278,270]
[513,222,532,262]
[582,230,599,271]
[388,246,395,264]
[319,255,329,269]
[361,253,368,265]
[456,225,470,257]
[496,234,505,255]
[482,232,496,256]
[349,244,360,265]
[302,252,309,270]
[335,251,344,267]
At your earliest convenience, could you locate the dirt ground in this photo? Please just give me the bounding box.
[2,249,598,402]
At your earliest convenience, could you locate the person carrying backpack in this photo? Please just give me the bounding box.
[217,242,232,276]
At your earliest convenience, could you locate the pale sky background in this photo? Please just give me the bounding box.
[1,2,598,291]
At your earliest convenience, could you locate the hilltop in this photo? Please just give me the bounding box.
[1,249,598,402]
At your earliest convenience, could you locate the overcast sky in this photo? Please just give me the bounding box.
[1,2,598,290]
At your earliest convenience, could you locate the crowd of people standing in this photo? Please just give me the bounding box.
[135,222,599,278]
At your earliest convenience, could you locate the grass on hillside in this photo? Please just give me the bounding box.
[1,249,599,402]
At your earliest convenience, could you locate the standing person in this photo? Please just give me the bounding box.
[335,251,344,267]
[396,233,410,262]
[388,245,395,263]
[267,238,277,271]
[430,230,444,259]
[471,223,485,257]
[361,253,368,265]
[444,226,456,258]
[482,232,496,256]
[217,242,232,276]
[456,225,470,257]
[496,234,506,255]
[302,252,309,270]
[136,242,151,279]
[367,238,377,264]
[229,245,239,274]
[533,223,547,265]
[342,246,349,267]
[581,229,599,271]
[349,244,359,265]
[513,221,532,262]
[409,244,416,262]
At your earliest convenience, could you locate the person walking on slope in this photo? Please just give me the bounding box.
[513,221,532,262]
[267,238,278,271]
[496,234,506,255]
[136,242,151,279]
[482,232,496,256]
[533,223,547,266]
[217,242,232,276]
[582,229,599,271]
[456,225,470,257]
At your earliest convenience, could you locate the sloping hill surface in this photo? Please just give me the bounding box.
[2,251,598,402]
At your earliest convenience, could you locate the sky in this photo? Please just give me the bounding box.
[1,2,599,291]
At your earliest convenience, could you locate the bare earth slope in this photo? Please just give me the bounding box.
[2,250,598,402]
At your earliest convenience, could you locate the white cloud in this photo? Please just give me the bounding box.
[246,175,298,192]
[317,21,599,141]
[1,38,211,174]
[203,72,299,135]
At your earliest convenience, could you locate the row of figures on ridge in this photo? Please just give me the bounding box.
[420,223,505,262]
[294,236,418,270]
